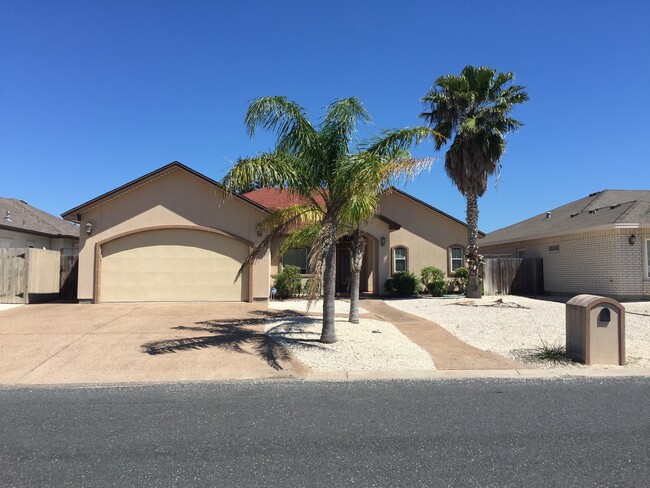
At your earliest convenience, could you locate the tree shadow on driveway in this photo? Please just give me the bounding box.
[141,310,324,370]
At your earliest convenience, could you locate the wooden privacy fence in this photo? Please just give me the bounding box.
[60,254,78,301]
[482,258,544,296]
[0,248,75,304]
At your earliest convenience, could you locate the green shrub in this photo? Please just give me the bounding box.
[273,265,302,299]
[447,266,469,294]
[420,266,446,297]
[385,271,419,297]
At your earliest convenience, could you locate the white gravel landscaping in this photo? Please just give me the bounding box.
[385,296,650,368]
[264,313,436,372]
[268,298,367,315]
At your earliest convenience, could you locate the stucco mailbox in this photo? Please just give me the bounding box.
[566,294,625,365]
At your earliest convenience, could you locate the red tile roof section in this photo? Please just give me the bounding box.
[243,188,325,209]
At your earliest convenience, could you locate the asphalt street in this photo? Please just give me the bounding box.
[1,378,649,487]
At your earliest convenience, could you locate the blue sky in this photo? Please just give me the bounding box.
[1,0,649,232]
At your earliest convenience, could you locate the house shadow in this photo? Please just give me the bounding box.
[141,310,324,370]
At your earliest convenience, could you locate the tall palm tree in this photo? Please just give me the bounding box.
[223,96,434,342]
[420,66,528,298]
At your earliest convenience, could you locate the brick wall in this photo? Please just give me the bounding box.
[481,227,650,299]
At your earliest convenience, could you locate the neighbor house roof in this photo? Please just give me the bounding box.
[61,161,269,222]
[481,190,650,246]
[0,197,80,238]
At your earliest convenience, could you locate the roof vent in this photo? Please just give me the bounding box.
[589,209,597,214]
[570,212,579,218]
[545,211,551,219]
[4,211,11,222]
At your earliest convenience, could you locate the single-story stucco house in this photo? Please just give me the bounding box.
[61,162,477,303]
[480,190,650,300]
[0,197,79,253]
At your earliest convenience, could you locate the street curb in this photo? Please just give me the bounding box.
[302,367,650,381]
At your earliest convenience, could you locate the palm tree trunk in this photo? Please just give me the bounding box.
[320,221,338,343]
[465,193,482,298]
[348,228,366,324]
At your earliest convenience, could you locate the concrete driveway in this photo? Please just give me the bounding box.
[0,303,308,385]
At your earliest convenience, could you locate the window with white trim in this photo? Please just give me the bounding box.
[393,247,407,272]
[646,239,650,279]
[450,246,464,272]
[282,248,308,274]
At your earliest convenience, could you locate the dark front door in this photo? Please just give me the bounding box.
[336,247,352,293]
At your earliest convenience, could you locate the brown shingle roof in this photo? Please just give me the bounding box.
[0,197,80,238]
[481,190,650,246]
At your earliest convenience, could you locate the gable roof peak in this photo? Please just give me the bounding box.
[61,161,268,222]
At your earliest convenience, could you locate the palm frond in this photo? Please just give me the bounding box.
[320,97,371,160]
[365,127,443,155]
[222,152,300,193]
[305,218,337,301]
[245,96,322,159]
[277,222,322,256]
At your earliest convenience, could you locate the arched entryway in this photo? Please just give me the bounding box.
[335,234,378,294]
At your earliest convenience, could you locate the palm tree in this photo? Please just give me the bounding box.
[420,66,528,298]
[223,96,434,342]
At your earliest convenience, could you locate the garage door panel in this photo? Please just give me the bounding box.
[100,229,248,302]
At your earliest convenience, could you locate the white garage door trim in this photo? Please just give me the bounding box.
[94,225,253,303]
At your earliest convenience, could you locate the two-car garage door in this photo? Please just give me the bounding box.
[100,228,249,302]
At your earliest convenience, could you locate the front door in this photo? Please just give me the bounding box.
[336,247,352,293]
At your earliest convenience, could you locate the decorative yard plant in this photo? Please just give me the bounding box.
[420,266,446,296]
[385,271,419,297]
[447,266,469,294]
[273,265,302,299]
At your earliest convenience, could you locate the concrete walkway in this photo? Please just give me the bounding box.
[361,299,525,370]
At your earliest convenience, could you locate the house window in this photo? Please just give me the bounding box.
[450,246,464,272]
[517,249,526,258]
[282,248,308,274]
[646,239,650,279]
[548,245,560,253]
[393,247,407,272]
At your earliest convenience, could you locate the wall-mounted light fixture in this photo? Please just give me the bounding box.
[629,234,636,246]
[256,224,263,237]
[380,236,386,247]
[85,222,93,236]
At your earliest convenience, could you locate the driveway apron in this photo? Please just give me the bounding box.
[0,303,308,385]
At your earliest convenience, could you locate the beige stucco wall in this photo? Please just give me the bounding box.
[76,167,270,302]
[360,217,391,293]
[378,191,469,290]
[0,228,77,251]
[481,227,650,300]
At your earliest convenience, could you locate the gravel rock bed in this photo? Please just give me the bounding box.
[385,296,650,368]
[268,299,367,314]
[265,316,436,372]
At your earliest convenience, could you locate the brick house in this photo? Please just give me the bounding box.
[479,190,650,300]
